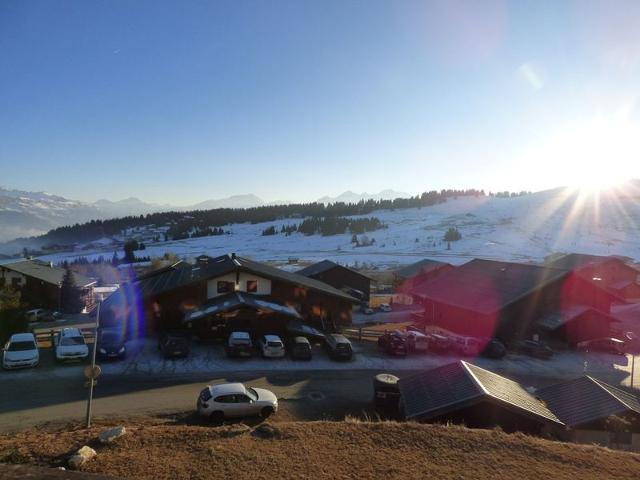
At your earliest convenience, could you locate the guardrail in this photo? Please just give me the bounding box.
[342,327,385,341]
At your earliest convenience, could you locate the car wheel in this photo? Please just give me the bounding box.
[260,407,274,419]
[210,411,224,425]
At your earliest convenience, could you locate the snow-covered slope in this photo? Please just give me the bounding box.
[33,188,640,268]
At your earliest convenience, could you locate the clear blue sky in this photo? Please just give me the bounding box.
[1,0,639,205]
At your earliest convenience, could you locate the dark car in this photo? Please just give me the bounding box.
[517,339,554,359]
[377,331,408,357]
[97,328,127,360]
[481,338,507,359]
[289,336,312,360]
[324,334,353,360]
[158,331,191,359]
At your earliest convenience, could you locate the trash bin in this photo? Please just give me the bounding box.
[373,373,401,412]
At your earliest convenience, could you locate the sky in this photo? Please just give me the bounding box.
[1,0,640,205]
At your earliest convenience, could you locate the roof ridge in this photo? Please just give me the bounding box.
[589,376,640,413]
[461,361,489,395]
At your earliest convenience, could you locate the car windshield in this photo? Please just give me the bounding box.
[60,336,85,346]
[246,387,258,401]
[8,341,36,352]
[267,341,282,347]
[100,333,122,344]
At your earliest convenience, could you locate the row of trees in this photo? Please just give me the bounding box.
[262,217,385,237]
[28,189,496,247]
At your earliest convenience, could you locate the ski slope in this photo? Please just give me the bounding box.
[34,188,640,268]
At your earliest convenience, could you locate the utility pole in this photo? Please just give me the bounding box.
[85,301,101,428]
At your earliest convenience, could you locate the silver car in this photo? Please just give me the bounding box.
[3,333,39,369]
[197,382,278,422]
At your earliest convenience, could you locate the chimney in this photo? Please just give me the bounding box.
[231,252,236,260]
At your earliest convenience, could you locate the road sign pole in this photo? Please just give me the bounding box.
[85,301,101,429]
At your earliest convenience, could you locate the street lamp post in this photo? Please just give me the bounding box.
[85,301,101,429]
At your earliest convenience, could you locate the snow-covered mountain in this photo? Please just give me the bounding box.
[316,189,411,204]
[190,194,265,210]
[27,185,640,269]
[94,197,173,218]
[0,187,101,242]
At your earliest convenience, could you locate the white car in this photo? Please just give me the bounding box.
[54,327,89,362]
[25,308,47,322]
[3,333,39,369]
[197,382,278,422]
[405,330,429,353]
[378,303,392,312]
[259,335,285,358]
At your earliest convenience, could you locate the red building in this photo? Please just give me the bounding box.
[393,259,454,301]
[550,253,640,301]
[417,258,622,344]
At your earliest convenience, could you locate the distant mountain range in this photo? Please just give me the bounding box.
[316,189,410,204]
[0,187,412,243]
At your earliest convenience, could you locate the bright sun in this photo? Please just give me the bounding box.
[524,112,640,193]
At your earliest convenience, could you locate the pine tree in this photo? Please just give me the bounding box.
[60,267,84,314]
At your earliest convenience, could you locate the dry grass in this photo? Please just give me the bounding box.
[1,417,639,479]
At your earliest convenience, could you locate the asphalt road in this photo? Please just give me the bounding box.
[0,369,380,433]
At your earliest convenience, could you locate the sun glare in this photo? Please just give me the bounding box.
[524,112,640,194]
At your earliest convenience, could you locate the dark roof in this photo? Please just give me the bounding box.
[395,259,450,280]
[103,254,358,308]
[399,361,562,425]
[537,305,592,331]
[536,376,640,427]
[185,292,302,321]
[550,253,635,271]
[0,259,96,288]
[235,256,358,302]
[297,260,373,281]
[418,259,568,315]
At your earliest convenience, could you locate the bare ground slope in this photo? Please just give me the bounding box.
[1,416,640,480]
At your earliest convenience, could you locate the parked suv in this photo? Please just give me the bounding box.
[455,336,482,356]
[25,309,47,323]
[158,331,190,359]
[197,382,278,423]
[325,334,353,360]
[426,333,451,354]
[226,331,253,358]
[54,328,89,362]
[3,333,39,369]
[377,331,407,357]
[259,335,286,358]
[405,330,429,354]
[289,336,312,360]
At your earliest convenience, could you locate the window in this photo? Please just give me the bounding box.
[214,395,236,403]
[217,281,233,294]
[235,395,251,403]
[246,280,258,293]
[11,278,21,288]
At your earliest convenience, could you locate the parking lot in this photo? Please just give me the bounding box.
[2,325,639,433]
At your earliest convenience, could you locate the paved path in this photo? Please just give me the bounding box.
[1,339,638,433]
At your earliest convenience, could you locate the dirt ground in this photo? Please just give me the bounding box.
[1,414,639,480]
